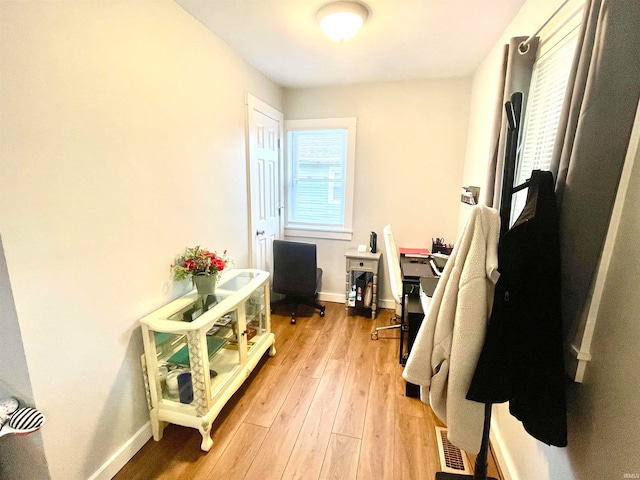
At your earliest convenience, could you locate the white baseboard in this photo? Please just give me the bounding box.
[317,292,345,304]
[489,420,516,480]
[88,421,152,480]
[317,292,395,310]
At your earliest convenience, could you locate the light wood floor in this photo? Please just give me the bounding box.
[115,302,501,480]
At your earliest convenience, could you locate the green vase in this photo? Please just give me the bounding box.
[193,274,217,295]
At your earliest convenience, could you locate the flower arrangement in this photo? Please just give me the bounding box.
[172,246,231,281]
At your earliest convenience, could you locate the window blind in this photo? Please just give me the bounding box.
[287,129,347,227]
[511,30,579,222]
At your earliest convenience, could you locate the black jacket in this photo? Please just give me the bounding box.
[466,170,567,447]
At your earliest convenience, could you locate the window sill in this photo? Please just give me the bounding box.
[284,227,352,241]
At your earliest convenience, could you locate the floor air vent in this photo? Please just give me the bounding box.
[435,426,472,474]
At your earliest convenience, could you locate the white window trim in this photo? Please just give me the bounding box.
[284,117,357,241]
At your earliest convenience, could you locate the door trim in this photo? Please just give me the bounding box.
[245,93,284,269]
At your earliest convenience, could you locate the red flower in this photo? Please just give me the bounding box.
[171,246,231,281]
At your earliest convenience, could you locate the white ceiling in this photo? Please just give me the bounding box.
[175,0,527,89]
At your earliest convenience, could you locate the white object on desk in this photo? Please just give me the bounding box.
[429,259,443,277]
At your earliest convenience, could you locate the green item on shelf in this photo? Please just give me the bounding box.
[154,332,174,346]
[168,336,228,367]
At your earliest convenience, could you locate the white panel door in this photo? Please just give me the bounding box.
[246,95,283,273]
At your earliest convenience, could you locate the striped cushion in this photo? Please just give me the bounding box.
[9,407,45,431]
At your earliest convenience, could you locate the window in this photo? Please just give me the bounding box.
[511,6,582,223]
[284,118,356,240]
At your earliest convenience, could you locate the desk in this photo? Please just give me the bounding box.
[400,257,440,397]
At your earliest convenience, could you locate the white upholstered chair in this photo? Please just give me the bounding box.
[371,224,403,340]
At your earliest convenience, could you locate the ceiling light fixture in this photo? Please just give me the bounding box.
[316,1,370,42]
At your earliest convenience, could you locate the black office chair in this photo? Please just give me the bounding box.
[271,239,326,325]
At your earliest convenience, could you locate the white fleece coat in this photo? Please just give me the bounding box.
[402,205,500,454]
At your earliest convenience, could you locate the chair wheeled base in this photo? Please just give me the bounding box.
[371,314,401,340]
[271,296,325,324]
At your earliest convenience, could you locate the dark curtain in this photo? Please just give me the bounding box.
[484,36,538,208]
[549,0,640,340]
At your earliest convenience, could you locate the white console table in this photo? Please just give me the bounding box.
[139,269,274,451]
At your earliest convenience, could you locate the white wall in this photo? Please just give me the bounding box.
[461,1,640,479]
[284,80,471,305]
[0,1,281,479]
[564,113,640,480]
